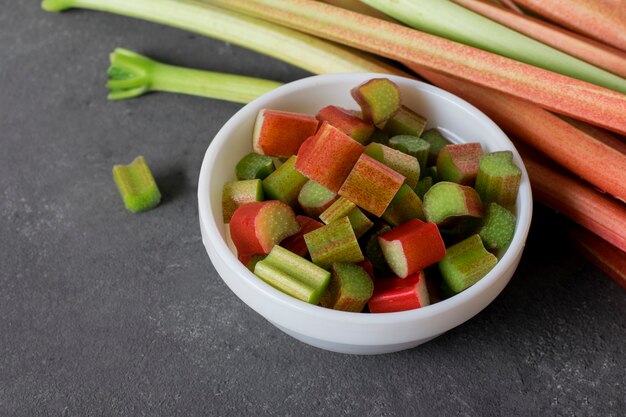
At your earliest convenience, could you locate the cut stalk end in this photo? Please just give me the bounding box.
[41,0,74,12]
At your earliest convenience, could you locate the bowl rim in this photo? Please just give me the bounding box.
[198,72,533,325]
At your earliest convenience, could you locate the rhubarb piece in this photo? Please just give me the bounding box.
[378,219,446,278]
[252,108,319,157]
[112,156,161,213]
[364,143,419,188]
[381,184,425,227]
[475,151,521,209]
[357,258,375,279]
[423,181,483,228]
[369,129,389,146]
[242,254,266,272]
[368,271,430,313]
[229,200,300,256]
[235,152,276,180]
[351,78,401,128]
[295,121,365,192]
[389,135,430,172]
[421,128,452,166]
[479,203,516,253]
[437,143,483,186]
[414,176,433,200]
[262,155,308,207]
[338,153,405,217]
[316,105,375,144]
[297,180,338,218]
[439,234,498,293]
[365,224,393,273]
[254,245,331,304]
[222,179,264,223]
[304,216,364,268]
[280,215,324,257]
[320,262,374,312]
[319,197,373,238]
[383,105,427,138]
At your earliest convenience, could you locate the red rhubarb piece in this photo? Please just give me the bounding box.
[316,105,375,144]
[252,109,319,157]
[295,121,365,192]
[368,271,430,313]
[437,143,483,186]
[378,219,446,278]
[229,200,300,256]
[280,215,324,257]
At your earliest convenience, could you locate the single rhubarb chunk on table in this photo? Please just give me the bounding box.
[297,179,338,218]
[351,78,401,128]
[364,142,420,188]
[252,108,319,157]
[338,153,405,217]
[389,135,430,173]
[280,215,324,257]
[316,105,374,144]
[229,200,300,256]
[421,128,451,166]
[319,197,373,238]
[378,219,446,278]
[235,152,276,180]
[320,262,374,312]
[112,156,161,213]
[439,234,498,293]
[222,179,264,223]
[368,271,430,313]
[479,203,516,253]
[383,105,427,138]
[475,151,521,209]
[437,143,483,185]
[423,181,483,227]
[295,121,365,193]
[262,155,308,207]
[254,245,331,304]
[381,184,425,227]
[304,216,364,268]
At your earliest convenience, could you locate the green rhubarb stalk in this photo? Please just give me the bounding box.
[108,48,282,103]
[360,0,626,92]
[41,0,406,76]
[204,0,626,135]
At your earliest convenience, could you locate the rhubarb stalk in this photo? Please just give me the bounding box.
[204,0,626,135]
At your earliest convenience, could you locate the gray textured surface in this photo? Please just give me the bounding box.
[1,2,624,416]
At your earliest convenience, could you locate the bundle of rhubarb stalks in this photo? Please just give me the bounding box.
[42,0,626,289]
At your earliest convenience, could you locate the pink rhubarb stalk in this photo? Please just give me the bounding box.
[207,0,626,135]
[512,0,626,52]
[453,0,626,78]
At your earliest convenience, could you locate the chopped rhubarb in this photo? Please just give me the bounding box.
[319,197,373,238]
[383,105,427,138]
[389,135,430,173]
[235,152,276,180]
[381,184,425,227]
[252,108,319,157]
[421,128,452,166]
[280,215,324,257]
[316,105,374,144]
[295,121,365,192]
[262,155,308,207]
[351,78,401,128]
[364,142,420,188]
[368,271,430,313]
[320,262,374,312]
[229,200,300,256]
[437,143,483,185]
[222,179,264,223]
[479,203,516,253]
[423,181,483,227]
[378,219,446,278]
[297,179,338,218]
[365,223,393,273]
[112,156,161,213]
[475,151,521,210]
[439,234,498,293]
[304,216,364,268]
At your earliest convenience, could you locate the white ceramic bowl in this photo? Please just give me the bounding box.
[198,73,532,355]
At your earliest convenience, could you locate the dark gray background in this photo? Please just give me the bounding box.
[1,2,624,416]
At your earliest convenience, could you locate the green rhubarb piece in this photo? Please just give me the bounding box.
[439,234,498,293]
[297,180,338,218]
[381,184,425,227]
[254,245,331,304]
[236,152,276,180]
[423,181,482,227]
[320,263,374,312]
[420,128,451,166]
[262,155,308,207]
[112,156,161,213]
[245,254,266,272]
[222,179,264,223]
[364,142,420,188]
[351,78,401,128]
[383,105,427,138]
[479,203,516,253]
[414,176,433,200]
[437,143,483,185]
[304,217,364,268]
[389,135,430,173]
[365,224,393,273]
[475,151,522,210]
[319,197,373,238]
